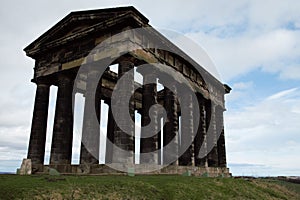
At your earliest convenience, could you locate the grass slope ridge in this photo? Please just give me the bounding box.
[1,175,299,199]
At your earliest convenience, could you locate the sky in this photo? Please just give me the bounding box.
[0,0,300,176]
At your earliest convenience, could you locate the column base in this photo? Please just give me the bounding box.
[29,164,231,177]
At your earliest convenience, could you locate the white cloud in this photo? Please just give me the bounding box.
[225,88,300,175]
[233,82,254,90]
[0,126,29,172]
[278,64,300,80]
[246,0,300,30]
[166,0,300,82]
[267,88,298,100]
[225,81,255,107]
[186,28,300,82]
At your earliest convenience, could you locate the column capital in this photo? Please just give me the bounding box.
[57,74,73,84]
[157,74,177,86]
[117,56,135,65]
[32,77,52,87]
[36,82,50,88]
[136,64,158,77]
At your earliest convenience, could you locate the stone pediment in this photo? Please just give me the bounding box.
[24,6,149,58]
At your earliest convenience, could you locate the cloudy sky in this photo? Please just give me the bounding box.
[1,0,300,176]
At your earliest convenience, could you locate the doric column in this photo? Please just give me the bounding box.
[112,58,135,163]
[80,69,101,164]
[206,101,219,167]
[50,75,74,165]
[27,82,50,165]
[163,86,178,165]
[140,70,159,164]
[216,106,226,167]
[194,94,208,167]
[178,90,194,166]
[105,100,115,164]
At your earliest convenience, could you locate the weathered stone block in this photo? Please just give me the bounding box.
[19,159,32,175]
[182,64,191,77]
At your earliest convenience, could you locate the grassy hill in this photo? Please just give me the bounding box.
[1,174,299,199]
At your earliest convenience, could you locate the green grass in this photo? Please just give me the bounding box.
[0,175,299,199]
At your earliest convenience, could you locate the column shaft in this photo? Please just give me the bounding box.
[178,92,194,166]
[80,71,101,164]
[140,73,158,164]
[194,95,208,166]
[112,59,135,163]
[105,102,115,163]
[163,87,178,165]
[50,76,74,165]
[27,83,50,165]
[206,101,219,167]
[216,106,226,167]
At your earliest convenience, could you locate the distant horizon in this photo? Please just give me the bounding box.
[1,170,300,178]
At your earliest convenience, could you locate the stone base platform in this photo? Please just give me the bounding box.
[31,164,231,177]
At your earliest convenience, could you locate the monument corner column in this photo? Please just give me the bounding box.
[27,81,50,166]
